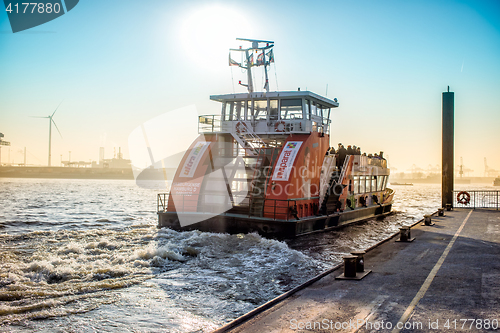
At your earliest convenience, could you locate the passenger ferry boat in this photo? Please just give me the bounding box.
[157,39,394,238]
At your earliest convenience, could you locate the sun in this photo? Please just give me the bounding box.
[179,5,253,71]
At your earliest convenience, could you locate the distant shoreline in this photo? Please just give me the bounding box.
[391,176,497,185]
[0,166,134,180]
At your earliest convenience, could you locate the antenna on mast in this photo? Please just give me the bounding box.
[229,38,275,93]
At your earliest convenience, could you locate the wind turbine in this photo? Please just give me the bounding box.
[31,102,63,167]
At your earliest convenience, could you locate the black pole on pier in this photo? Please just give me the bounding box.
[442,86,454,208]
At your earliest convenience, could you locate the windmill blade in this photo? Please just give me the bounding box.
[52,119,63,139]
[51,100,63,117]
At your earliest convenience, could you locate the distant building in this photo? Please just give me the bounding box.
[95,147,131,169]
[99,147,105,165]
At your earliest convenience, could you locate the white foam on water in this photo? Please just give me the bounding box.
[0,224,325,329]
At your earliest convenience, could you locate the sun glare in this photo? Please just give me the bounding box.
[179,6,253,71]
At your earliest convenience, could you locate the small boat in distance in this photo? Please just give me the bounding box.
[390,182,413,186]
[157,39,394,238]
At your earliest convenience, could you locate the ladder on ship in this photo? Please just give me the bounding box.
[248,147,280,217]
[319,155,352,215]
[231,118,266,156]
[225,146,280,217]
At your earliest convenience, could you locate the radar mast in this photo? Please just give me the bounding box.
[229,38,274,93]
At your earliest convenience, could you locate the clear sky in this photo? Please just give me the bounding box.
[1,0,499,175]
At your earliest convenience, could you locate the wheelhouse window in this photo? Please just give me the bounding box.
[224,102,234,121]
[235,101,246,120]
[254,100,268,120]
[246,100,253,120]
[360,176,366,193]
[316,103,323,119]
[311,102,317,117]
[280,99,302,120]
[323,107,330,125]
[353,176,360,194]
[305,99,311,120]
[371,176,377,192]
[377,176,386,191]
[270,99,278,120]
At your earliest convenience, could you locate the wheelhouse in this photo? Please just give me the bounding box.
[199,91,339,136]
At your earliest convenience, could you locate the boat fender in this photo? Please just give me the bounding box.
[457,191,470,205]
[274,121,286,132]
[332,183,346,196]
[289,205,299,220]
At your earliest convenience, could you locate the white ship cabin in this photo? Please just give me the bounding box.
[198,91,339,136]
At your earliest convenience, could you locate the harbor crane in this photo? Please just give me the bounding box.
[0,133,11,165]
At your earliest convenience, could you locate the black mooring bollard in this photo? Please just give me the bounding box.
[423,214,434,226]
[446,203,452,211]
[400,227,409,241]
[438,208,445,216]
[397,226,415,242]
[351,250,366,272]
[336,254,372,280]
[343,255,358,278]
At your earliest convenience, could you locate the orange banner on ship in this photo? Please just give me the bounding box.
[272,141,303,181]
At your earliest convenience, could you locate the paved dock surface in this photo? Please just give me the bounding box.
[226,209,500,332]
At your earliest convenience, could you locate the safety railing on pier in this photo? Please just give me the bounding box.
[453,190,500,209]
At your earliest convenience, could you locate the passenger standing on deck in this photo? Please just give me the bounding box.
[337,144,347,169]
[356,147,361,155]
[346,145,354,155]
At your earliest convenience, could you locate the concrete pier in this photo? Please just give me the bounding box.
[217,209,500,333]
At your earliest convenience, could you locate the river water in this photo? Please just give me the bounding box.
[0,178,495,332]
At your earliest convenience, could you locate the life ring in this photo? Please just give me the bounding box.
[275,121,286,132]
[457,191,470,205]
[235,121,247,133]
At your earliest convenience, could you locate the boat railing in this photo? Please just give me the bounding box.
[157,192,321,220]
[355,155,387,169]
[198,115,222,133]
[338,155,351,184]
[453,190,500,210]
[368,157,387,168]
[157,192,168,212]
[259,196,320,221]
[198,114,330,135]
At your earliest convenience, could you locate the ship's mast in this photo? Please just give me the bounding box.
[229,38,274,93]
[244,48,254,93]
